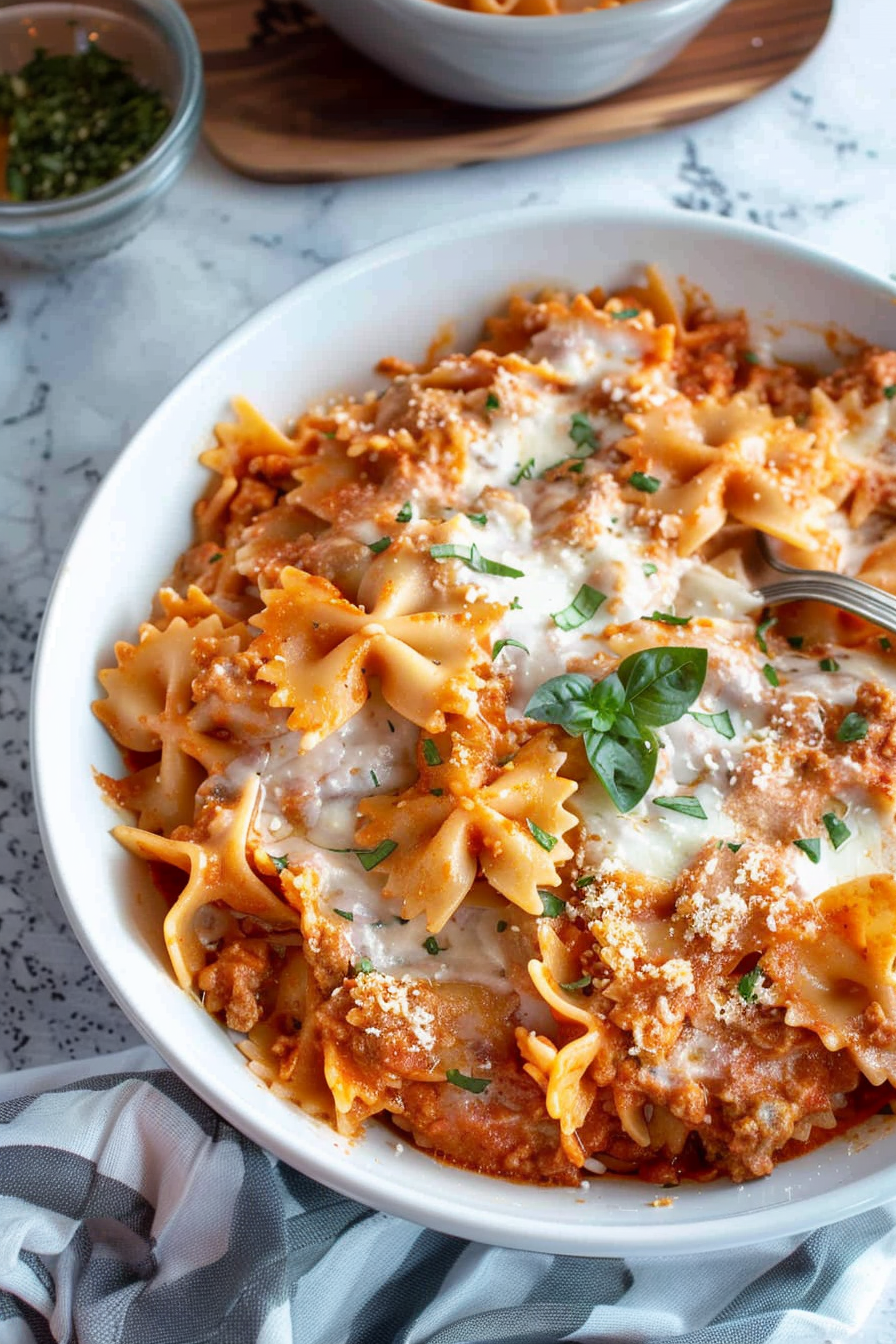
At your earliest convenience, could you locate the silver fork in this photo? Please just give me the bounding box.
[757,533,896,635]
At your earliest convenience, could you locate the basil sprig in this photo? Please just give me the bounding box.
[524,647,707,812]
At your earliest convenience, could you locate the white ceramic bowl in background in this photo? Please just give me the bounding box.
[308,0,731,110]
[33,206,896,1256]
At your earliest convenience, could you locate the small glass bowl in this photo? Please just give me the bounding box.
[0,0,203,267]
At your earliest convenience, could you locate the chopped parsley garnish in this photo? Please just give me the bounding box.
[423,936,442,955]
[569,412,598,454]
[575,874,596,888]
[525,647,707,812]
[884,385,896,400]
[485,392,501,411]
[822,812,851,850]
[445,1069,491,1094]
[551,584,606,631]
[209,552,223,563]
[353,841,397,871]
[737,965,762,1002]
[368,536,391,554]
[269,854,290,873]
[690,709,735,739]
[333,908,354,921]
[429,542,523,579]
[613,307,640,321]
[370,770,380,787]
[466,512,488,526]
[539,890,566,917]
[510,458,535,485]
[492,638,529,659]
[819,657,839,672]
[355,958,374,975]
[762,663,780,687]
[727,841,743,853]
[0,45,171,203]
[527,820,558,851]
[642,562,658,577]
[838,712,869,742]
[787,635,804,649]
[395,501,413,523]
[422,738,442,766]
[496,920,508,932]
[881,637,893,652]
[654,795,707,820]
[560,975,592,992]
[756,616,777,655]
[629,471,661,494]
[510,595,522,610]
[647,611,691,626]
[793,837,821,863]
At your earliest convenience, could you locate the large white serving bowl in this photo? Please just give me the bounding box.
[308,0,732,110]
[33,205,896,1256]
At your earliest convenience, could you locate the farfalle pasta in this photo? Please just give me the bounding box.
[95,271,896,1187]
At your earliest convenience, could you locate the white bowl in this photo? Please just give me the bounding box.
[309,0,732,110]
[33,205,896,1256]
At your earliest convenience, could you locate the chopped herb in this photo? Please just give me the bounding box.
[881,637,893,652]
[0,45,171,203]
[492,638,529,659]
[743,350,761,366]
[654,796,707,820]
[423,936,442,955]
[690,709,735,740]
[370,770,380,787]
[642,562,658,577]
[551,584,606,631]
[569,412,598,454]
[822,812,851,850]
[793,837,821,863]
[496,919,508,932]
[575,874,596,888]
[613,307,640,320]
[838,712,868,742]
[353,840,397,871]
[629,471,661,494]
[485,392,501,411]
[368,536,391,554]
[269,854,290,873]
[355,957,374,975]
[527,820,558,851]
[395,501,413,523]
[647,611,691,626]
[756,616,777,655]
[787,635,805,649]
[819,657,840,672]
[430,788,444,796]
[727,841,743,853]
[737,965,762,1002]
[466,512,488,526]
[539,890,566,917]
[209,552,223,563]
[510,458,535,485]
[429,542,523,579]
[333,908,354,921]
[560,975,593,992]
[445,1069,491,1094]
[885,385,896,400]
[762,663,780,687]
[422,738,442,766]
[510,595,522,610]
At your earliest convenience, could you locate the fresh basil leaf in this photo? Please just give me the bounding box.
[587,673,626,733]
[756,616,777,655]
[354,841,397,871]
[422,738,442,766]
[654,795,707,820]
[466,512,487,526]
[613,307,640,320]
[837,712,868,742]
[574,874,595,888]
[527,819,558,851]
[355,957,374,975]
[762,663,779,687]
[787,635,804,649]
[492,638,529,659]
[485,392,500,411]
[585,727,658,813]
[617,646,708,728]
[551,583,606,631]
[737,965,762,1002]
[333,908,354,921]
[423,936,442,955]
[445,1069,491,1094]
[819,657,839,672]
[368,536,391,554]
[642,562,658,577]
[560,975,592,992]
[524,672,598,735]
[395,500,412,523]
[822,812,851,850]
[646,611,691,626]
[793,837,821,863]
[539,890,566,917]
[629,471,660,494]
[429,542,523,579]
[510,458,535,485]
[569,412,598,454]
[690,709,735,740]
[270,854,290,873]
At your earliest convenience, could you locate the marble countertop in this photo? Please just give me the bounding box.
[2,0,896,1330]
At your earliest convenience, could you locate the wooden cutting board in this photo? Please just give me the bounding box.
[183,0,832,181]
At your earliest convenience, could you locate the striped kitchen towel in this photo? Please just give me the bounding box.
[0,1047,894,1344]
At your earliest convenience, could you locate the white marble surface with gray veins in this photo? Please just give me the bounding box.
[2,0,896,1314]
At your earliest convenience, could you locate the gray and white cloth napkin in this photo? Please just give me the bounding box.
[0,1047,893,1344]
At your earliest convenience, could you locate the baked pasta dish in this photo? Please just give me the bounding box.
[429,2,643,15]
[94,271,896,1187]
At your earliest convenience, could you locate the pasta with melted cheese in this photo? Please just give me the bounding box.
[95,273,896,1187]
